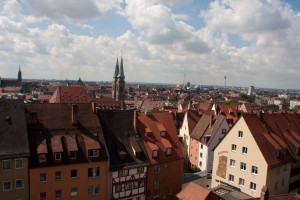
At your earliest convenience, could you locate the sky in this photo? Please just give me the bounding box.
[1,0,300,89]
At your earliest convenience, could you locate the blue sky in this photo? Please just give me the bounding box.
[1,0,300,89]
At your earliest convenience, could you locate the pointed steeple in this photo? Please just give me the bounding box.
[18,65,22,82]
[117,56,125,78]
[114,57,119,78]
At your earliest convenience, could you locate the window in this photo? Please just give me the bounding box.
[137,167,144,173]
[55,171,62,181]
[88,167,100,178]
[71,169,77,178]
[250,182,256,191]
[240,162,246,171]
[160,131,166,137]
[251,166,258,175]
[115,184,122,192]
[200,161,202,166]
[231,144,237,152]
[281,179,285,187]
[154,181,160,189]
[54,153,61,161]
[222,129,227,134]
[88,185,100,196]
[40,173,47,182]
[152,150,158,158]
[70,151,76,159]
[166,148,172,156]
[55,190,62,199]
[3,181,12,191]
[139,180,144,187]
[238,131,243,138]
[2,160,11,171]
[125,182,131,191]
[200,153,203,158]
[230,159,236,168]
[15,159,23,169]
[118,169,129,177]
[228,174,234,182]
[40,192,46,200]
[39,154,46,163]
[239,178,245,186]
[201,144,203,149]
[71,188,78,197]
[154,166,160,174]
[133,181,138,189]
[89,150,99,158]
[15,179,24,189]
[283,164,287,172]
[242,147,248,155]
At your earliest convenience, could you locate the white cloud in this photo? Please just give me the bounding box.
[24,0,122,21]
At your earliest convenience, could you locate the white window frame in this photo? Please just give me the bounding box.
[15,179,24,189]
[88,167,100,178]
[251,166,258,175]
[228,174,234,183]
[40,173,47,182]
[242,147,248,155]
[88,184,100,196]
[239,178,245,187]
[70,151,76,160]
[54,153,61,161]
[55,171,62,181]
[89,149,100,158]
[238,131,243,138]
[240,162,246,171]
[160,131,166,137]
[2,160,11,171]
[166,148,172,156]
[152,150,158,158]
[15,158,23,169]
[71,188,78,197]
[154,181,160,189]
[231,144,237,152]
[3,180,12,191]
[71,169,77,179]
[39,154,46,163]
[250,182,256,191]
[55,189,62,200]
[230,159,236,168]
[154,166,160,174]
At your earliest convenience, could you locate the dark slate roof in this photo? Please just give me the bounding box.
[98,110,149,170]
[0,99,30,159]
[25,103,108,167]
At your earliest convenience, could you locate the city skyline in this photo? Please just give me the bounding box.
[1,0,300,89]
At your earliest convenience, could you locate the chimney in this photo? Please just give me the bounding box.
[72,104,78,125]
[257,111,263,121]
[91,102,96,114]
[210,115,214,127]
[260,186,269,200]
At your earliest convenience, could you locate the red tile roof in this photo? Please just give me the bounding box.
[137,112,184,165]
[49,86,91,103]
[177,182,223,200]
[186,110,202,133]
[51,136,63,153]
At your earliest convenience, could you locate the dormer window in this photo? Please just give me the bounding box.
[282,148,286,155]
[160,131,166,137]
[89,150,99,158]
[39,154,46,163]
[152,150,158,158]
[166,148,172,156]
[70,151,76,160]
[275,150,280,157]
[54,153,61,161]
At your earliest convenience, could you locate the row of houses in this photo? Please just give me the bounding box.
[0,99,183,200]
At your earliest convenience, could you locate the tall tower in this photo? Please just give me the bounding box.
[18,66,22,82]
[116,56,125,101]
[112,58,119,99]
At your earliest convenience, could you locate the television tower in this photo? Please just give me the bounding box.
[224,75,226,88]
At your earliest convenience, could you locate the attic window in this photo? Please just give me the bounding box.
[282,148,287,155]
[160,131,166,137]
[275,150,280,157]
[55,153,61,161]
[39,154,46,163]
[147,132,152,137]
[89,150,99,158]
[70,151,76,160]
[152,150,158,158]
[166,148,172,156]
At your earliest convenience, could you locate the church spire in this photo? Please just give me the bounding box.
[114,57,119,78]
[118,56,125,78]
[18,65,22,82]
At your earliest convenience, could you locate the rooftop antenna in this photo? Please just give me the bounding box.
[224,75,227,88]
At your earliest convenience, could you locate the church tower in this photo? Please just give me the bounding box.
[18,66,22,83]
[112,58,119,99]
[116,56,125,101]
